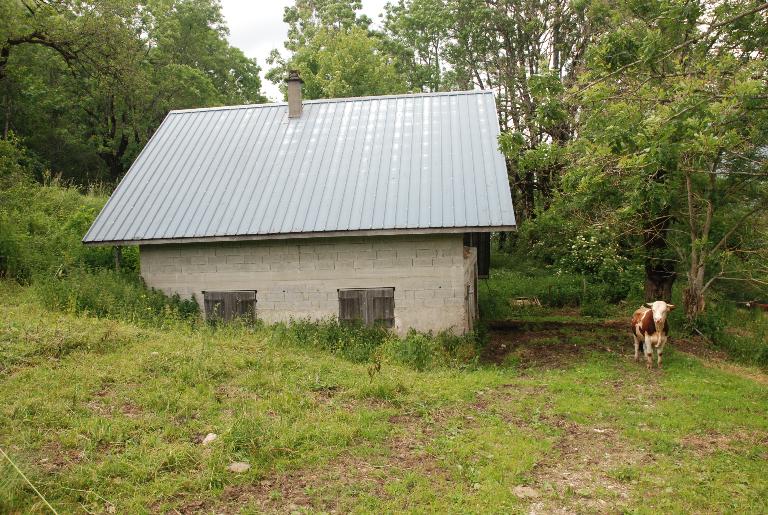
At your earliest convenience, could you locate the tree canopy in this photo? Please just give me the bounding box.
[1,0,265,183]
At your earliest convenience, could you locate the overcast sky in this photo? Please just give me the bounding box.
[219,0,390,101]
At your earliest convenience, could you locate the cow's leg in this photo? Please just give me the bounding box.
[657,337,666,368]
[644,336,653,369]
[633,333,640,361]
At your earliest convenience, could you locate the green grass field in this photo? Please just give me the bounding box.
[1,280,767,514]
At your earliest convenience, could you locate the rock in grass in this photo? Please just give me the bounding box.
[227,461,251,473]
[512,485,540,498]
[201,433,217,446]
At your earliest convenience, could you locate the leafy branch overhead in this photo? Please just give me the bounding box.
[1,0,266,182]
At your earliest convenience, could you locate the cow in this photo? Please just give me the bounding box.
[631,301,675,369]
[745,301,768,312]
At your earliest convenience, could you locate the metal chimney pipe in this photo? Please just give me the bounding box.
[286,70,304,118]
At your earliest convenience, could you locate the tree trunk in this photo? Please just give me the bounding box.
[644,265,676,302]
[683,284,705,320]
[683,246,708,320]
[2,94,9,139]
[521,170,536,221]
[643,209,676,302]
[113,246,123,272]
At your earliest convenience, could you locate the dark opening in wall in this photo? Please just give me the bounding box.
[464,232,490,278]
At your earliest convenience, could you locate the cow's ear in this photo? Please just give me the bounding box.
[667,304,676,310]
[645,302,653,308]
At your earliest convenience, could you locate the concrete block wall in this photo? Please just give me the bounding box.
[139,233,474,334]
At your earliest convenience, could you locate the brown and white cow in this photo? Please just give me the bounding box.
[631,301,675,369]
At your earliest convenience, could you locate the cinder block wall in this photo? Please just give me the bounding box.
[139,233,474,334]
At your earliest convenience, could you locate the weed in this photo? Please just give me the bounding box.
[33,269,199,327]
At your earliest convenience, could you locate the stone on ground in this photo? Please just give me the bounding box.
[513,485,540,498]
[227,461,251,473]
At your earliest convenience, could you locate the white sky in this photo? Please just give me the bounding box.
[219,0,391,101]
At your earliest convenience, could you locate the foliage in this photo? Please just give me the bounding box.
[271,317,390,364]
[269,26,407,99]
[0,176,198,326]
[565,0,768,316]
[381,329,481,371]
[696,301,768,367]
[33,269,199,326]
[267,2,406,99]
[0,134,35,188]
[382,0,451,91]
[271,318,481,371]
[1,0,265,183]
[0,179,117,281]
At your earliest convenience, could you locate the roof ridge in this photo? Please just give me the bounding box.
[169,89,492,114]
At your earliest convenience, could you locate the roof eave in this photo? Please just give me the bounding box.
[82,225,518,247]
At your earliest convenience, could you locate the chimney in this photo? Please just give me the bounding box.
[286,70,304,118]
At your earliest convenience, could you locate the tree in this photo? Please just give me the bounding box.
[269,25,406,99]
[382,0,451,92]
[565,0,768,312]
[267,0,406,99]
[0,0,265,183]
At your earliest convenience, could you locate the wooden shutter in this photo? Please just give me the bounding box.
[338,289,365,324]
[368,288,395,328]
[231,291,256,321]
[338,288,394,328]
[203,291,226,321]
[203,291,256,322]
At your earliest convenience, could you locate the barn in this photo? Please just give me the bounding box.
[83,74,516,334]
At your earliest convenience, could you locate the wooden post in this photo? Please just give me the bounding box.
[113,246,123,272]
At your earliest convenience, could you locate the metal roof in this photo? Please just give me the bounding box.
[83,90,516,245]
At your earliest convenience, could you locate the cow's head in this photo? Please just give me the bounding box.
[645,301,675,323]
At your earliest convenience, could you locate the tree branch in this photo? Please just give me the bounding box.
[573,2,768,95]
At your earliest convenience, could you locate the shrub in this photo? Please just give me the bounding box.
[271,318,482,371]
[580,288,610,318]
[538,280,583,308]
[0,181,127,281]
[695,302,768,368]
[382,331,439,371]
[380,329,482,371]
[272,318,389,363]
[33,269,199,326]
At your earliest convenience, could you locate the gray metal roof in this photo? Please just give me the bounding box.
[84,90,516,245]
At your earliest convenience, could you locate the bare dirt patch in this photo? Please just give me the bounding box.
[120,401,143,418]
[484,326,622,368]
[38,441,84,473]
[207,410,449,513]
[525,416,652,514]
[680,430,768,454]
[673,336,729,361]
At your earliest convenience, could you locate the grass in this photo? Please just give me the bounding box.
[2,280,767,513]
[480,252,638,322]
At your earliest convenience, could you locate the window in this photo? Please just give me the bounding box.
[203,290,256,322]
[338,288,395,328]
